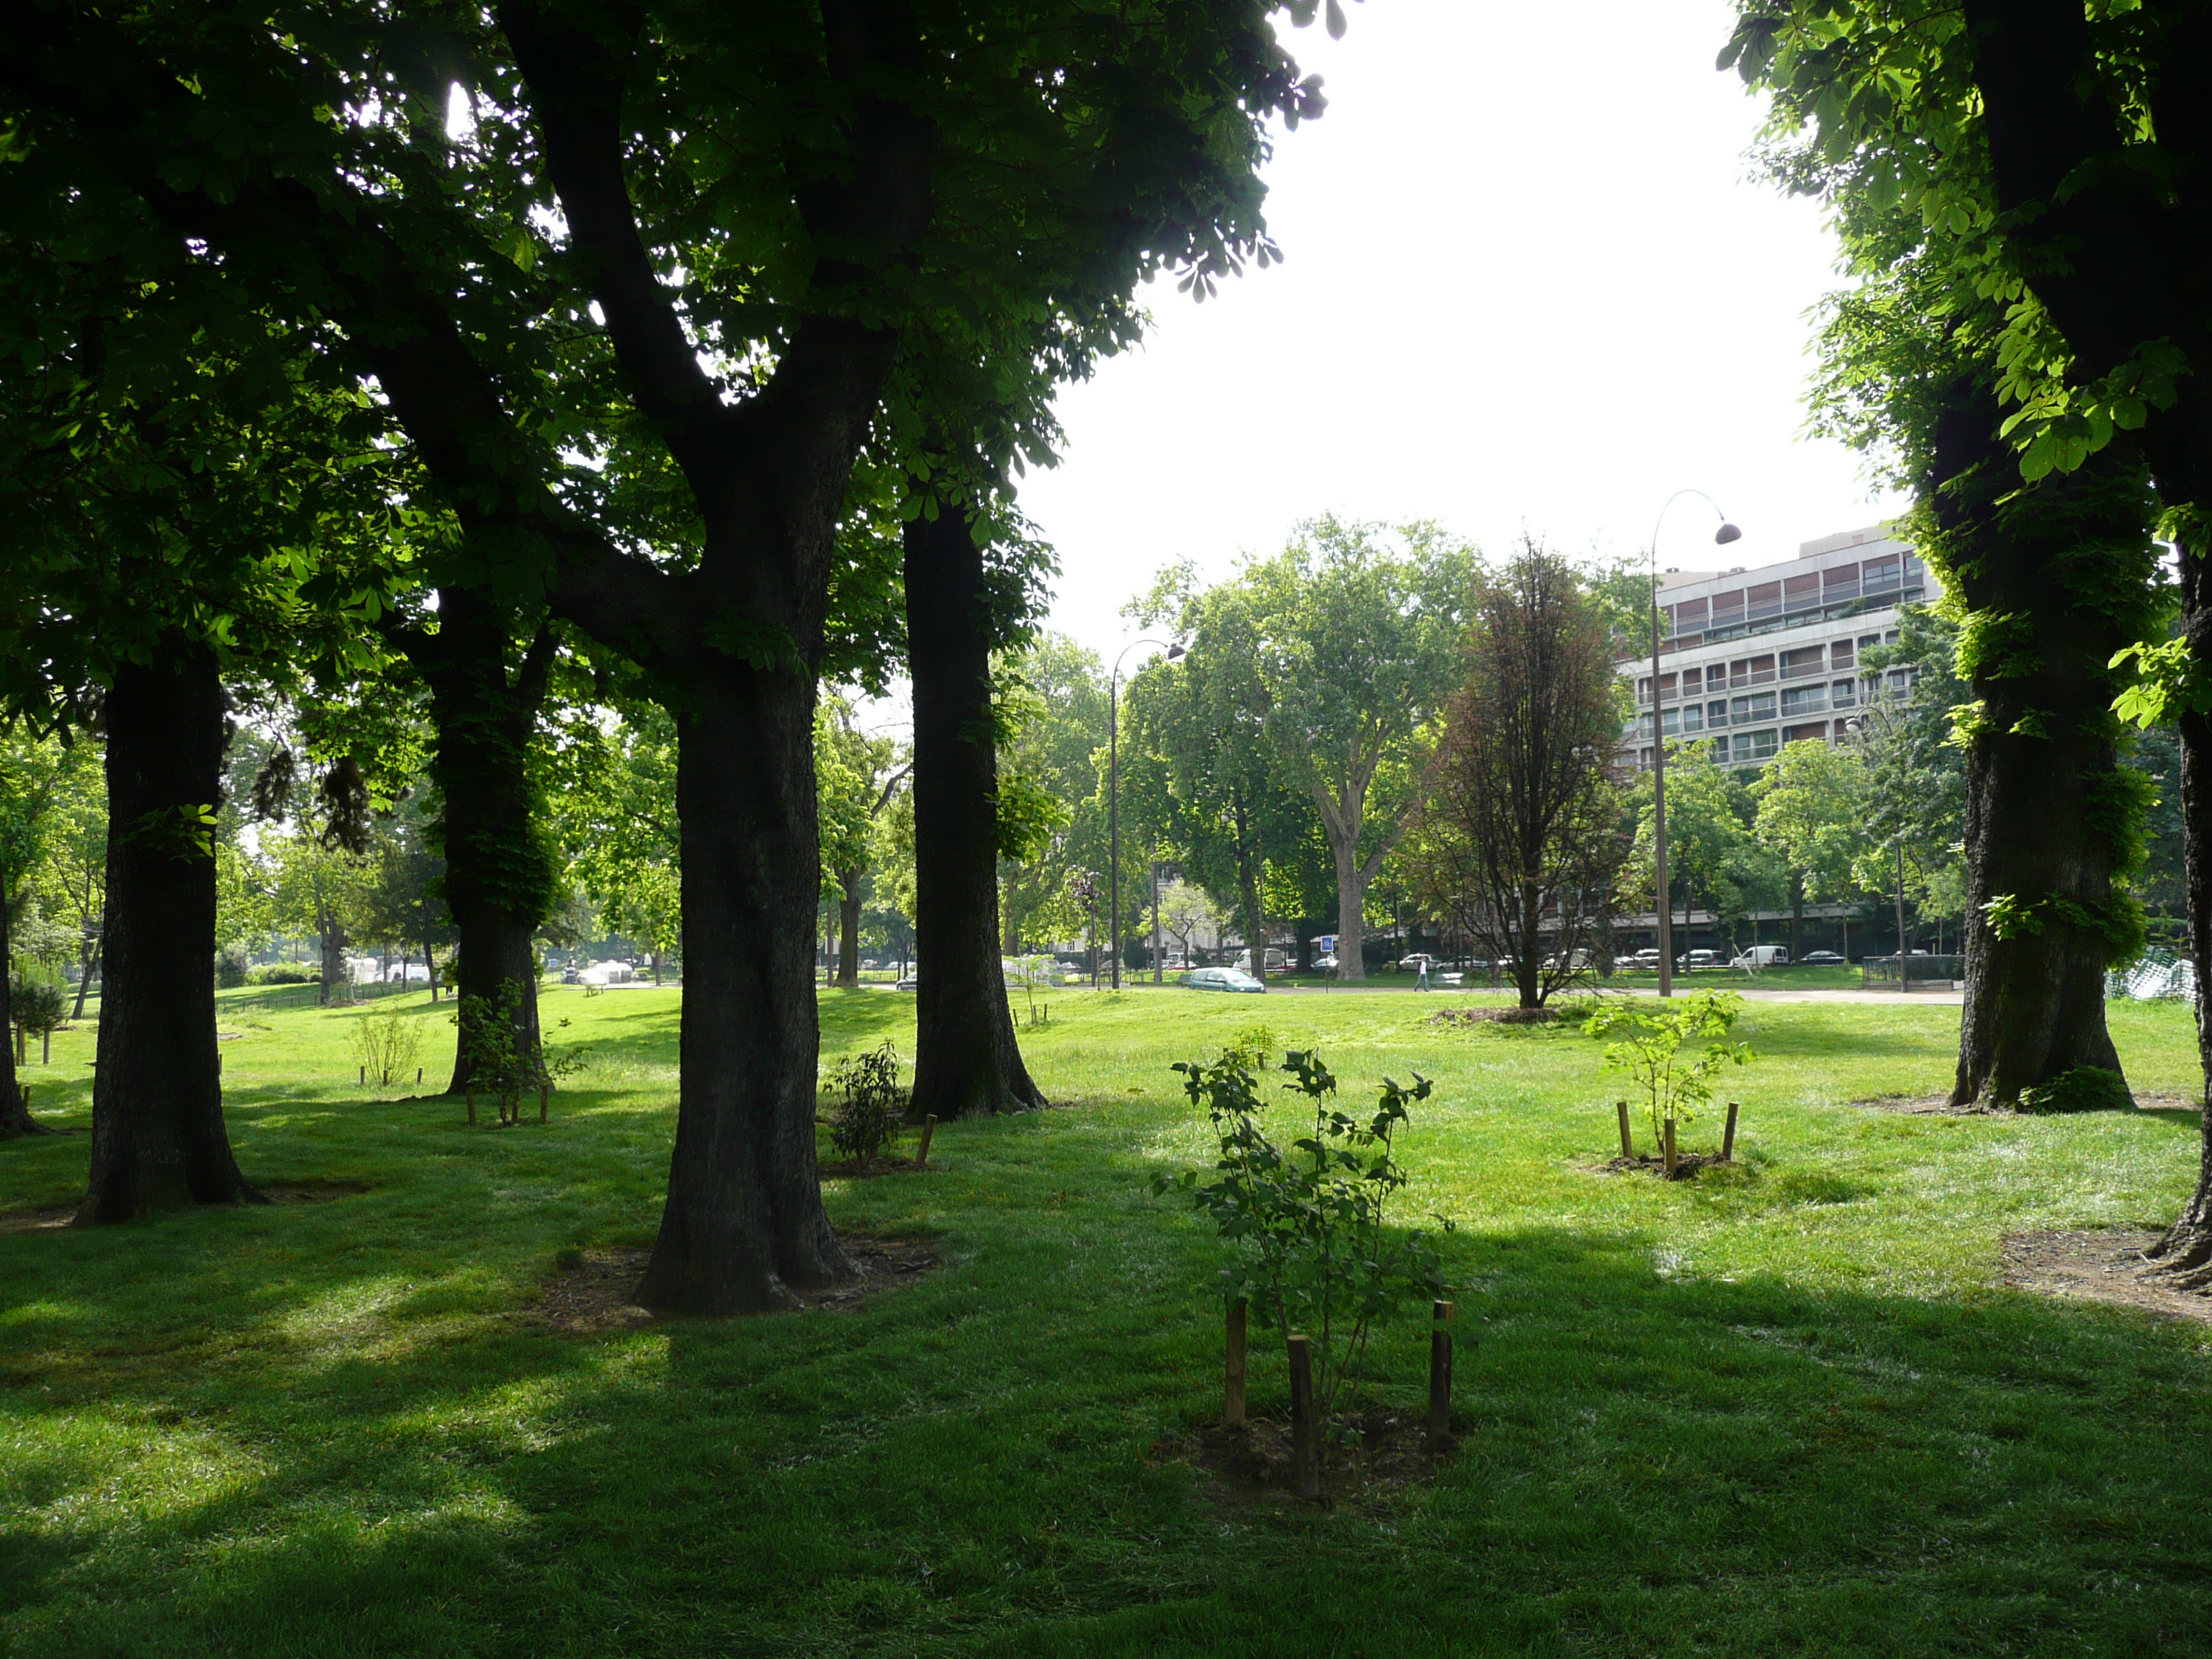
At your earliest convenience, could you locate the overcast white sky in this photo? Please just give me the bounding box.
[1017,0,1910,667]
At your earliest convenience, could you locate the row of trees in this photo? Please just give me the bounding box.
[0,0,1344,1310]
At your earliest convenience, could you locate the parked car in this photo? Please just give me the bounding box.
[1622,948,1663,968]
[1233,948,1289,973]
[1801,950,1845,966]
[1186,966,1266,994]
[1398,953,1442,971]
[1542,949,1595,971]
[894,974,920,992]
[1730,945,1790,970]
[1314,953,1339,971]
[1676,949,1719,969]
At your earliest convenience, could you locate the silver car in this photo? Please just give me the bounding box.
[1186,966,1265,994]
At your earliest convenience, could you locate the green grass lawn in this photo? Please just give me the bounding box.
[4,984,2211,1656]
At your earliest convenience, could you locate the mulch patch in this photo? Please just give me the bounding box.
[2002,1228,2212,1324]
[1854,1092,2200,1116]
[1429,1006,1559,1027]
[1588,1151,1732,1180]
[1149,1411,1457,1516]
[523,1233,940,1334]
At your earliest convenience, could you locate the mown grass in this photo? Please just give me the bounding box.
[3,984,2210,1656]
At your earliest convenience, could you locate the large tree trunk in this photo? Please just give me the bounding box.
[637,667,852,1313]
[1933,395,2152,1111]
[0,889,42,1140]
[2145,529,2212,1281]
[78,644,258,1221]
[1328,827,1367,981]
[904,505,1045,1116]
[835,868,863,990]
[408,590,556,1095]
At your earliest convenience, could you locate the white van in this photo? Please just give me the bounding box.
[1729,945,1789,970]
[1233,948,1289,972]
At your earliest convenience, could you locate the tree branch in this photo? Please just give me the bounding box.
[498,2,733,462]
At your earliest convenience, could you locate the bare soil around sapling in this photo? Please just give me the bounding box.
[1150,1410,1457,1516]
[523,1232,940,1334]
[1589,1151,1733,1180]
[2001,1228,2212,1324]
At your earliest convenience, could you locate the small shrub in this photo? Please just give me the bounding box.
[828,1043,907,1160]
[215,945,248,989]
[1218,1024,1275,1071]
[453,981,589,1125]
[1155,1046,1448,1421]
[351,999,426,1088]
[1584,989,1753,1149]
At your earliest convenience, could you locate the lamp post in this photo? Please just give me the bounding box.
[1649,491,1742,998]
[1110,637,1184,992]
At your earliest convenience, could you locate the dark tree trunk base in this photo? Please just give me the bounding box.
[904,502,1046,1120]
[1936,403,2151,1112]
[78,643,260,1223]
[636,668,853,1316]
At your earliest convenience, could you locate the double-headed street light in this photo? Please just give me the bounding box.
[1109,637,1184,992]
[1650,491,1742,999]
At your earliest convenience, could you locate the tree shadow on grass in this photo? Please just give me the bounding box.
[6,1099,2212,1659]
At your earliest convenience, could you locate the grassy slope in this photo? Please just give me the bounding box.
[2,984,2210,1657]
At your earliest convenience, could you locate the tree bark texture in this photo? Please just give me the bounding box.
[636,669,853,1313]
[1959,0,2212,1254]
[1930,395,2154,1112]
[0,893,41,1140]
[904,506,1046,1116]
[403,590,557,1096]
[78,644,258,1221]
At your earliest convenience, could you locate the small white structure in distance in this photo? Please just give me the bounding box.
[577,959,637,987]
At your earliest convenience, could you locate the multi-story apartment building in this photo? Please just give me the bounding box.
[1622,522,1930,769]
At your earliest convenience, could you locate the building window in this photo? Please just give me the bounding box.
[1830,639,1855,670]
[1680,704,1703,734]
[1680,665,1702,696]
[1708,699,1729,728]
[1830,678,1856,709]
[1732,692,1776,726]
[1780,644,1825,680]
[1781,683,1826,717]
[1740,728,1780,762]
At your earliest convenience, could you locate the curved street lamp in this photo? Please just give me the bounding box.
[1649,490,1741,998]
[1110,637,1184,991]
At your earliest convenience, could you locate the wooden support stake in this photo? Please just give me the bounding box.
[539,1084,550,1124]
[1287,1333,1321,1500]
[1225,1300,1248,1427]
[416,1068,423,1085]
[1426,1299,1456,1438]
[1663,1113,1677,1179]
[1722,1100,1740,1162]
[359,1065,366,1085]
[465,1092,477,1126]
[914,1114,938,1169]
[1615,1099,1633,1160]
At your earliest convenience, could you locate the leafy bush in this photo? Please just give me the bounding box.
[453,981,588,1125]
[246,962,319,986]
[2019,1065,2131,1113]
[1156,1043,1447,1420]
[215,945,249,989]
[1584,989,1753,1147]
[827,1043,907,1160]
